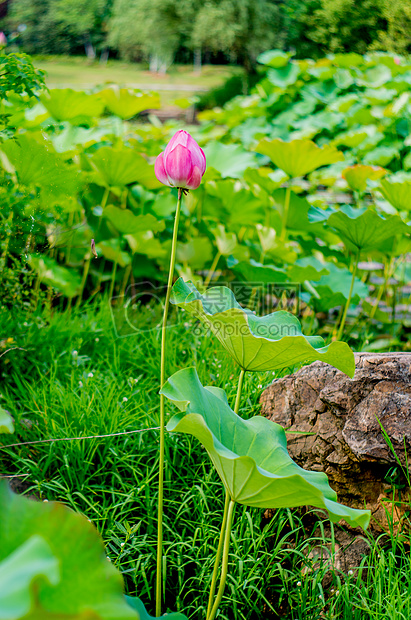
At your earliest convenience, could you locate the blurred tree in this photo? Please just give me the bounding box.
[48,0,112,58]
[6,0,74,55]
[376,0,411,53]
[191,0,284,74]
[108,0,181,71]
[284,0,388,56]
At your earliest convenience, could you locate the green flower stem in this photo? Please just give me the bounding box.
[119,262,132,303]
[336,251,360,341]
[0,209,14,275]
[65,212,74,265]
[95,187,110,238]
[108,260,118,300]
[204,251,222,289]
[205,491,230,620]
[279,185,291,242]
[207,499,236,620]
[206,367,245,620]
[234,368,245,415]
[156,188,183,617]
[75,252,91,309]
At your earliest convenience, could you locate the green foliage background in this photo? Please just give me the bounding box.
[3,0,411,68]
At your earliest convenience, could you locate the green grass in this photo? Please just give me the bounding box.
[32,55,242,108]
[1,297,411,619]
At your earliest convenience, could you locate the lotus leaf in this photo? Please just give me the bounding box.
[379,179,411,211]
[28,255,82,298]
[97,240,132,268]
[257,49,291,68]
[176,238,213,270]
[313,263,369,312]
[0,134,80,198]
[126,596,187,620]
[231,259,288,284]
[171,278,355,376]
[203,142,258,178]
[327,206,410,253]
[100,87,160,119]
[343,165,387,192]
[0,481,137,620]
[162,367,369,529]
[103,207,164,235]
[89,146,161,189]
[0,408,14,434]
[267,63,301,88]
[41,88,104,123]
[212,225,237,256]
[255,139,344,178]
[363,145,399,167]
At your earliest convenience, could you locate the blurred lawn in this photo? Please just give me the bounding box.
[33,56,242,108]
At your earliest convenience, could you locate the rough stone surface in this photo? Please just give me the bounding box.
[260,353,411,530]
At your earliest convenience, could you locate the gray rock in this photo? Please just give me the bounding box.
[260,353,411,531]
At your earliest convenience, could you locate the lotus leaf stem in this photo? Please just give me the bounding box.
[206,367,245,619]
[280,185,291,242]
[337,250,360,341]
[205,491,230,620]
[207,499,236,620]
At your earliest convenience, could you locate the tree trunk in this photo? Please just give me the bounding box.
[194,47,202,75]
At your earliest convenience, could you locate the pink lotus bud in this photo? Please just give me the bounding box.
[155,130,206,191]
[0,32,7,47]
[394,56,401,65]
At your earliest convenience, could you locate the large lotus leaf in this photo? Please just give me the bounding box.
[212,225,237,256]
[0,134,80,198]
[332,129,369,149]
[271,189,317,233]
[379,179,411,211]
[205,179,265,226]
[176,238,213,269]
[0,481,137,620]
[99,88,160,119]
[244,167,288,196]
[291,110,344,141]
[334,68,355,89]
[342,165,387,192]
[171,278,355,376]
[327,206,410,252]
[203,142,258,178]
[313,263,369,312]
[307,65,335,81]
[231,259,288,283]
[103,206,164,235]
[257,49,291,68]
[89,146,161,189]
[162,367,369,529]
[0,407,14,434]
[40,89,104,123]
[0,535,60,619]
[28,255,82,298]
[356,65,392,88]
[126,596,187,620]
[330,53,364,68]
[302,80,340,104]
[287,257,330,283]
[254,139,344,178]
[52,124,115,155]
[97,239,132,268]
[267,63,301,88]
[363,145,399,167]
[126,231,167,260]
